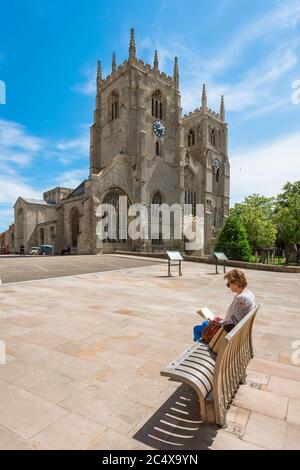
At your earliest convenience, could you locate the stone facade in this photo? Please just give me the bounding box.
[0,224,15,254]
[0,228,9,254]
[12,29,230,256]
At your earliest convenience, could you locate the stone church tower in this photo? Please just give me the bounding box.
[13,29,230,256]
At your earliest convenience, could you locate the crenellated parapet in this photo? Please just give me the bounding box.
[97,28,178,92]
[183,107,222,122]
[99,58,175,91]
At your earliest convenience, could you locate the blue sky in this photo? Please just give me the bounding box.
[1,0,300,231]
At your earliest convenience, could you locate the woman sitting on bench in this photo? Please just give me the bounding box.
[193,268,256,342]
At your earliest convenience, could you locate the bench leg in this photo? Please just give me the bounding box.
[198,394,208,423]
[205,399,216,425]
[239,372,247,385]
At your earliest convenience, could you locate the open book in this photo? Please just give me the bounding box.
[196,307,215,321]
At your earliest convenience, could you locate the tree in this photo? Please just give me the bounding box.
[230,194,277,251]
[215,216,252,261]
[274,182,300,263]
[232,194,275,219]
[277,181,300,207]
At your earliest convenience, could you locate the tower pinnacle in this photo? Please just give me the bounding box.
[129,28,136,62]
[173,57,179,88]
[220,95,225,122]
[97,61,102,85]
[154,50,159,71]
[112,52,116,73]
[201,83,207,112]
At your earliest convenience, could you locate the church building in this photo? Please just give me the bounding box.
[14,29,230,256]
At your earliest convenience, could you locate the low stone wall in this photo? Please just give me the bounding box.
[113,250,300,273]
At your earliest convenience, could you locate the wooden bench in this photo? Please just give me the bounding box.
[161,305,259,427]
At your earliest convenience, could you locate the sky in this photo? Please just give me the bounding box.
[0,0,300,232]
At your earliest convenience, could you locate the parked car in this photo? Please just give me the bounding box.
[29,247,40,255]
[40,245,53,255]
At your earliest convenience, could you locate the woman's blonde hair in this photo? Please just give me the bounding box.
[224,269,247,288]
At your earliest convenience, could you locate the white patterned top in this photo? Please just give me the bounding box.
[223,289,256,325]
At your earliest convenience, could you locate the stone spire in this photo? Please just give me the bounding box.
[97,61,102,85]
[129,28,136,62]
[201,83,207,112]
[154,50,159,71]
[220,95,225,122]
[173,57,179,88]
[112,52,117,73]
[96,61,102,109]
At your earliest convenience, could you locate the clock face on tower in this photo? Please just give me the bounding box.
[153,120,166,138]
[212,158,220,169]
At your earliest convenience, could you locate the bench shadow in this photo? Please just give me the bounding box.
[133,383,218,450]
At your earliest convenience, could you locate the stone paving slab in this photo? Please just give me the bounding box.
[0,254,163,284]
[0,255,299,450]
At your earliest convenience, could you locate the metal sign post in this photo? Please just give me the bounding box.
[166,251,184,277]
[214,252,228,274]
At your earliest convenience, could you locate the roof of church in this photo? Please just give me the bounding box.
[65,180,86,199]
[22,198,56,206]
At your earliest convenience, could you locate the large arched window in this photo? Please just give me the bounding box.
[152,90,163,119]
[155,141,160,156]
[184,167,197,216]
[216,168,220,183]
[151,192,163,246]
[102,190,128,243]
[50,226,55,242]
[39,228,45,246]
[211,128,216,147]
[213,207,218,227]
[70,208,80,247]
[110,91,119,121]
[17,208,24,239]
[188,129,195,146]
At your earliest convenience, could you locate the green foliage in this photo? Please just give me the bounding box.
[230,194,277,251]
[215,216,252,261]
[215,182,300,265]
[276,181,300,207]
[274,182,300,248]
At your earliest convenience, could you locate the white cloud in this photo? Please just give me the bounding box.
[0,119,44,152]
[56,133,90,155]
[72,64,109,97]
[0,118,89,170]
[206,0,300,73]
[230,131,300,204]
[56,169,87,189]
[0,174,41,204]
[0,119,90,231]
[215,46,299,113]
[72,77,95,96]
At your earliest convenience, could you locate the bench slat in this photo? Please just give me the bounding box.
[179,362,214,389]
[189,352,216,367]
[161,367,209,398]
[174,365,212,395]
[183,357,215,375]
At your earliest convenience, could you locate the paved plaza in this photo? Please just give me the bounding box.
[0,255,163,284]
[0,255,299,450]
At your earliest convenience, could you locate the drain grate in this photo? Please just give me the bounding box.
[225,423,245,437]
[247,381,261,389]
